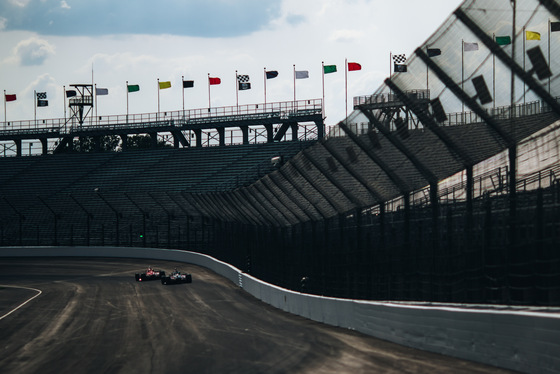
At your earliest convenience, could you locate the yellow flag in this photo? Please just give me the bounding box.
[526,30,541,40]
[159,81,172,89]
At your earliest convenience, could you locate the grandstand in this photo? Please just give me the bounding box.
[1,0,560,308]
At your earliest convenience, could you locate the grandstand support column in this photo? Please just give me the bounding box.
[15,139,21,157]
[315,119,324,139]
[217,127,225,147]
[149,132,158,149]
[124,193,148,247]
[290,123,299,141]
[193,129,202,147]
[430,182,439,301]
[2,197,24,246]
[507,145,517,303]
[40,138,48,155]
[120,134,128,151]
[70,194,93,246]
[240,125,249,145]
[148,192,172,248]
[97,192,120,246]
[264,124,274,143]
[37,196,58,246]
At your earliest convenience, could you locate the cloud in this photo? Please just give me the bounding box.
[0,17,7,30]
[13,37,55,66]
[0,0,282,37]
[329,29,364,43]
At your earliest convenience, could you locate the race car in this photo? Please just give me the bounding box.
[135,267,166,282]
[161,268,192,285]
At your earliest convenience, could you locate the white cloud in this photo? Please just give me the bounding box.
[8,0,31,7]
[329,29,364,43]
[13,37,55,66]
[60,1,71,9]
[0,17,7,31]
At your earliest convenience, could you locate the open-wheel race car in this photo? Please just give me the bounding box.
[135,267,166,282]
[161,268,192,285]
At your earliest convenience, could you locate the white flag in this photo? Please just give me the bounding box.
[463,42,479,52]
[295,70,309,79]
[96,87,109,95]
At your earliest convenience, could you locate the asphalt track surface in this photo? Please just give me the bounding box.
[0,257,517,374]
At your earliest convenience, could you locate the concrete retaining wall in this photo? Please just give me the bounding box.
[2,246,559,374]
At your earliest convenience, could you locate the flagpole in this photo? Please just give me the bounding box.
[63,85,67,123]
[182,75,185,113]
[208,73,211,109]
[235,70,239,109]
[157,78,160,120]
[3,90,6,125]
[34,90,37,128]
[322,61,325,119]
[94,83,98,126]
[523,26,526,105]
[548,19,551,94]
[426,47,429,92]
[345,59,348,120]
[126,81,129,123]
[493,34,496,110]
[293,64,296,103]
[461,39,465,116]
[264,67,267,106]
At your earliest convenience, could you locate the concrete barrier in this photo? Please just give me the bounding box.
[2,246,559,374]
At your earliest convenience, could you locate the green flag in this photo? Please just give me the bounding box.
[323,64,337,74]
[495,36,511,46]
[127,84,140,93]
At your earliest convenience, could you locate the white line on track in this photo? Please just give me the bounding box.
[0,285,42,321]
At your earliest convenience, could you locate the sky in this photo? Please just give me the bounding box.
[0,0,465,128]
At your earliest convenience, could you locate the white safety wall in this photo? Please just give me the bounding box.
[2,246,559,374]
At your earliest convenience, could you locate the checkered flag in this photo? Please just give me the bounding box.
[392,54,406,64]
[36,92,47,99]
[237,74,250,83]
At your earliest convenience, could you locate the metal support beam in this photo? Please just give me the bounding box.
[385,79,474,166]
[338,121,411,193]
[358,106,439,186]
[275,167,329,220]
[455,8,560,118]
[267,171,319,222]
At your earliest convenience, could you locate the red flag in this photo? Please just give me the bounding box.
[5,94,17,102]
[347,62,361,71]
[209,77,221,85]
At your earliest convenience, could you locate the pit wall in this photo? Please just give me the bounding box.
[2,246,558,374]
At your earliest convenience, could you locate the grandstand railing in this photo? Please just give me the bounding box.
[335,96,560,137]
[0,99,323,134]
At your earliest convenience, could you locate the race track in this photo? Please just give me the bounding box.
[0,257,516,374]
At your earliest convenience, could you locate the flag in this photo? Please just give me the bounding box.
[347,62,361,71]
[158,81,171,89]
[182,80,194,88]
[266,70,278,79]
[495,36,511,45]
[238,82,251,90]
[66,90,77,97]
[394,64,407,73]
[295,70,309,79]
[36,92,47,99]
[392,54,406,64]
[37,100,48,107]
[5,94,16,102]
[323,65,337,74]
[237,74,250,83]
[427,48,441,57]
[526,30,540,40]
[209,77,221,85]
[552,22,560,32]
[127,84,140,93]
[464,42,479,51]
[96,87,109,95]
